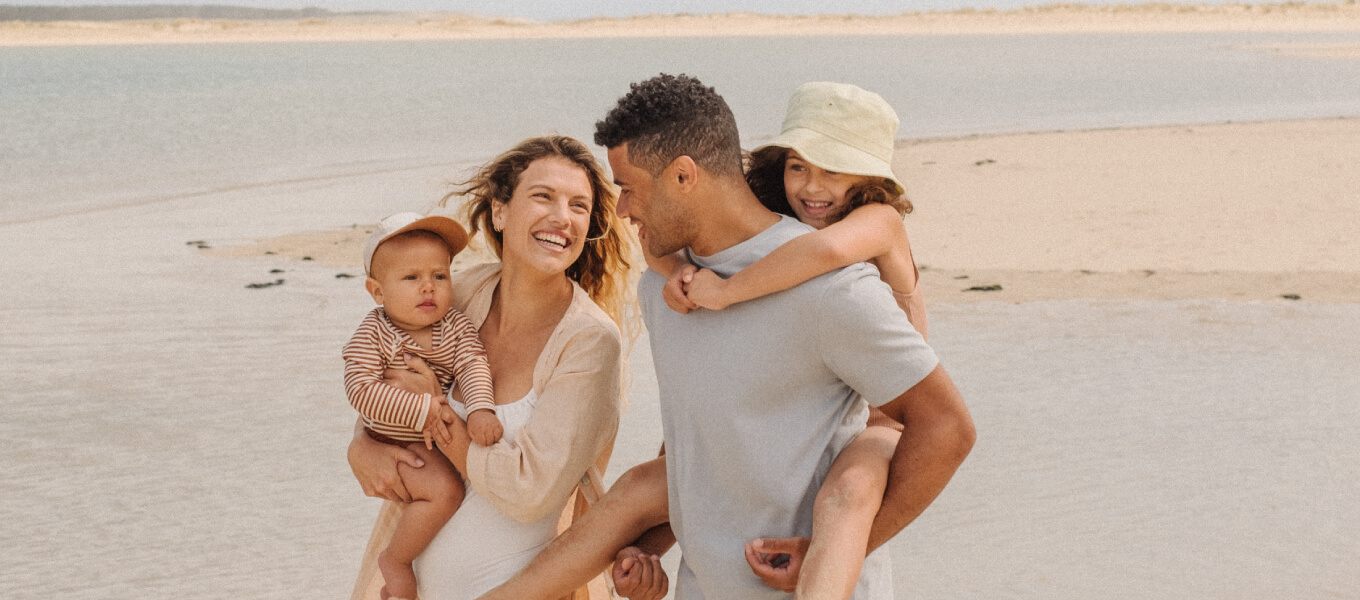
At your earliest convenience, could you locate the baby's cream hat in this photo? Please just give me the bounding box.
[362,212,469,275]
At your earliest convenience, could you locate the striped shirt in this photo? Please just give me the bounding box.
[342,306,495,443]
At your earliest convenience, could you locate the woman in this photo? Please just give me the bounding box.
[347,135,634,600]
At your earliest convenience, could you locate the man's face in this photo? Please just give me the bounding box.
[608,144,697,258]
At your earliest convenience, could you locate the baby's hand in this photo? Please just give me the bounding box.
[663,264,699,314]
[421,396,453,450]
[685,268,732,310]
[467,409,503,446]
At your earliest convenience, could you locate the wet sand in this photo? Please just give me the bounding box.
[2,116,1357,598]
[213,118,1360,304]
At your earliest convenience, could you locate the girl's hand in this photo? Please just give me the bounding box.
[347,425,425,503]
[684,268,732,310]
[663,264,699,314]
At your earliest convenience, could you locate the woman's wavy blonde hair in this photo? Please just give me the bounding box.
[440,136,636,333]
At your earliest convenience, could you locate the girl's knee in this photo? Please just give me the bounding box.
[818,462,886,515]
[611,457,669,525]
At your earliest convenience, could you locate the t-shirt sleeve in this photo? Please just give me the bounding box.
[816,266,939,407]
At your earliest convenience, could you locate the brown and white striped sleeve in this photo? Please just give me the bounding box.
[441,309,495,415]
[342,309,432,434]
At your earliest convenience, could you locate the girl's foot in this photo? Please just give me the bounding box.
[378,550,417,600]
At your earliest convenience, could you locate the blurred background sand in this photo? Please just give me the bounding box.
[2,8,1358,599]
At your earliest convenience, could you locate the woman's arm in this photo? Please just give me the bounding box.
[347,417,427,503]
[463,324,624,523]
[685,203,905,310]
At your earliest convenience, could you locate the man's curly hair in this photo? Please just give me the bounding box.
[594,73,744,178]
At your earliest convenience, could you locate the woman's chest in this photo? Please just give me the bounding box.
[479,324,553,405]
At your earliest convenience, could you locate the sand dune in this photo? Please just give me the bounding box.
[5,2,1360,46]
[209,117,1360,305]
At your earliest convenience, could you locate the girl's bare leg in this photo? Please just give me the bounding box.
[378,443,464,600]
[478,457,670,600]
[796,426,898,600]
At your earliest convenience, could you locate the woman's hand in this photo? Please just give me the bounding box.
[347,422,425,503]
[383,354,442,396]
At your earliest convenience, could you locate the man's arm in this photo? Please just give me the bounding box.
[866,364,976,551]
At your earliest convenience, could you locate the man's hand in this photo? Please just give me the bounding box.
[663,264,699,314]
[612,546,668,600]
[744,537,809,593]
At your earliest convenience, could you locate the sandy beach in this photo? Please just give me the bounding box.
[5,2,1360,46]
[4,23,1359,599]
[213,118,1360,304]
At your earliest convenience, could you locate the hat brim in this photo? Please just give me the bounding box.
[365,215,470,274]
[754,127,904,195]
[388,215,469,259]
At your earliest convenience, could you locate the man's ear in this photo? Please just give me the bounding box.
[667,155,699,193]
[364,277,384,305]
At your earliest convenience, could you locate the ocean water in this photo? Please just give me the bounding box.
[2,32,1359,599]
[4,31,1360,224]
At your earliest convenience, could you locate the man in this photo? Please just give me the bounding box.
[485,73,974,600]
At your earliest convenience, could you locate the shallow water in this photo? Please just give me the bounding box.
[5,31,1360,223]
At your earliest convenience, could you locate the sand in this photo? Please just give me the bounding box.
[6,3,1360,47]
[5,108,1358,595]
[209,117,1360,305]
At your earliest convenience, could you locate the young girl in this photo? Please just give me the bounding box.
[479,82,925,600]
[656,81,927,600]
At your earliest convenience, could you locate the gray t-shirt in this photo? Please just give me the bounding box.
[639,216,939,600]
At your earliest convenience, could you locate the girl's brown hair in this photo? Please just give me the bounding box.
[441,136,635,330]
[746,146,913,226]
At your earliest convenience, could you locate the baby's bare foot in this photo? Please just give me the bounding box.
[378,550,417,600]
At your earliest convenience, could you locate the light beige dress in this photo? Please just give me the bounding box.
[350,264,622,600]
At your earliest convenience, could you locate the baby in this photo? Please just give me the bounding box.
[341,212,502,600]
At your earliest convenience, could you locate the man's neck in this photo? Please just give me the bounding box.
[688,178,782,258]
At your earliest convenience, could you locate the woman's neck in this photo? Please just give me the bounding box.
[493,261,573,333]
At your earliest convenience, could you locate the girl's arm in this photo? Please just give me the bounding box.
[686,203,905,310]
[646,249,701,314]
[644,249,688,278]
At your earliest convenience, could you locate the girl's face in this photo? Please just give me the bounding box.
[492,156,595,278]
[782,150,869,230]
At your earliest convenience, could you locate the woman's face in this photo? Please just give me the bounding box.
[492,156,594,277]
[782,150,868,230]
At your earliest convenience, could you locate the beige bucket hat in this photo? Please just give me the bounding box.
[362,212,469,275]
[754,81,904,195]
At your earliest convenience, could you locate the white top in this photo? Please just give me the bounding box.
[413,392,561,600]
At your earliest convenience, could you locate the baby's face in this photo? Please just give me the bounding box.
[366,233,454,332]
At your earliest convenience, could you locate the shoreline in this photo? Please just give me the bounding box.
[5,3,1360,47]
[205,116,1360,305]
